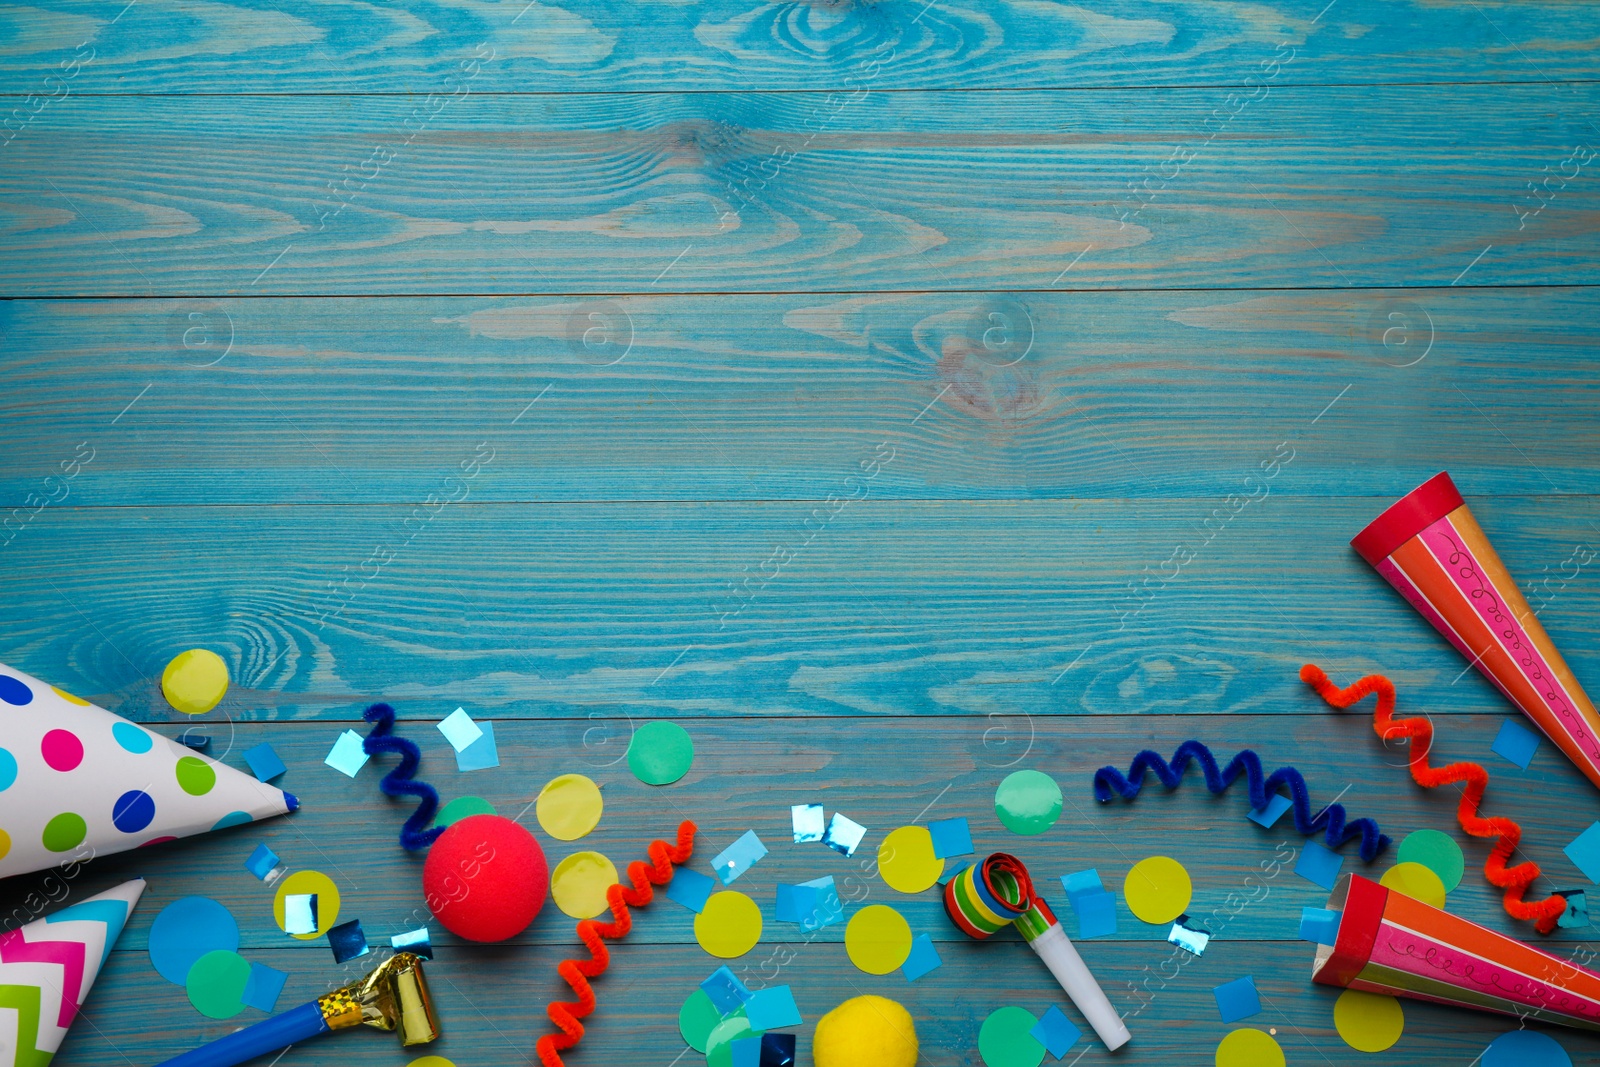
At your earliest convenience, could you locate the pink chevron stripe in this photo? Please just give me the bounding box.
[0,928,86,1028]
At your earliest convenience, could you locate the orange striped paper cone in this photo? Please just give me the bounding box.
[1353,472,1600,791]
[1314,874,1600,1029]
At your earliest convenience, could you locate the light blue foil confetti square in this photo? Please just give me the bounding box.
[1030,1004,1081,1059]
[1559,891,1590,929]
[1566,822,1600,884]
[284,894,318,935]
[1247,793,1294,828]
[791,803,825,843]
[1073,890,1118,939]
[744,985,802,1030]
[729,1036,762,1067]
[390,926,434,959]
[700,966,751,1015]
[1295,839,1344,889]
[323,730,370,778]
[901,934,942,982]
[438,707,484,752]
[1491,718,1541,769]
[455,720,500,771]
[927,817,973,859]
[823,813,867,856]
[799,876,844,928]
[1299,907,1342,945]
[1167,914,1211,956]
[243,742,286,783]
[775,884,820,925]
[241,962,288,1013]
[1060,869,1103,904]
[713,830,768,885]
[665,868,716,913]
[1213,975,1261,1023]
[244,843,283,882]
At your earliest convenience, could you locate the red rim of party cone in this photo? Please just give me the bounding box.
[1351,472,1463,565]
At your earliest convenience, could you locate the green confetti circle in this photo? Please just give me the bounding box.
[627,721,695,786]
[978,1006,1046,1067]
[433,795,497,829]
[678,988,722,1053]
[175,755,216,796]
[995,770,1063,835]
[1397,828,1465,892]
[41,812,86,853]
[185,949,252,1019]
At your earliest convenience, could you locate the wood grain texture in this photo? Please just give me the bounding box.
[1,0,1598,93]
[3,86,1599,295]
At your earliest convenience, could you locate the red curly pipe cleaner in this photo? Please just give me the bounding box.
[1300,664,1567,934]
[536,820,697,1067]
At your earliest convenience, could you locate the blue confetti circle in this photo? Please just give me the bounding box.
[0,748,14,792]
[0,675,33,705]
[148,897,239,986]
[112,721,154,754]
[1482,1030,1570,1067]
[211,811,252,830]
[112,790,156,833]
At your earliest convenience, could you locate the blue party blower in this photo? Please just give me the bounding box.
[154,952,439,1067]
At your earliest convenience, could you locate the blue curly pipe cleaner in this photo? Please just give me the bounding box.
[1092,739,1389,862]
[361,702,445,851]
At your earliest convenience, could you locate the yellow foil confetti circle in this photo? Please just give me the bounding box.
[695,891,762,959]
[1379,861,1447,909]
[550,851,619,919]
[535,774,604,841]
[1123,856,1192,925]
[161,649,230,715]
[845,904,914,975]
[878,826,945,894]
[1333,989,1405,1052]
[1215,1028,1285,1067]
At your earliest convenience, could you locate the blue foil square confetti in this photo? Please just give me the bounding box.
[1247,793,1294,828]
[901,934,942,982]
[244,843,283,883]
[665,867,716,913]
[327,919,369,964]
[1491,718,1541,769]
[455,720,500,771]
[713,830,768,885]
[775,884,819,925]
[744,985,802,1030]
[1566,823,1600,883]
[1558,891,1590,929]
[1295,839,1344,889]
[240,962,288,1013]
[283,894,318,935]
[1060,869,1103,904]
[823,813,867,856]
[438,706,485,752]
[799,876,844,928]
[928,817,973,859]
[1299,907,1342,945]
[700,966,752,1015]
[323,730,370,778]
[1073,890,1118,939]
[243,742,286,783]
[791,803,825,843]
[390,926,434,959]
[729,1036,762,1067]
[1213,975,1262,1022]
[759,1033,796,1067]
[1167,914,1211,957]
[1030,1004,1081,1059]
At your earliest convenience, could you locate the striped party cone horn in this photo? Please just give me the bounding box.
[0,878,144,1067]
[1311,873,1600,1029]
[0,662,297,882]
[945,853,1131,1050]
[1352,472,1600,791]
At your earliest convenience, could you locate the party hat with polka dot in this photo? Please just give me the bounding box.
[0,663,296,881]
[0,877,143,1067]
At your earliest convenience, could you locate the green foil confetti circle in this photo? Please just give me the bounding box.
[433,795,497,828]
[978,1006,1046,1067]
[1397,828,1465,892]
[678,988,722,1053]
[186,949,252,1019]
[995,770,1063,835]
[627,721,694,786]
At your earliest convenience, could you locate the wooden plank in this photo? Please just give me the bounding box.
[3,288,1599,506]
[3,86,1598,295]
[3,0,1599,94]
[2,497,1598,721]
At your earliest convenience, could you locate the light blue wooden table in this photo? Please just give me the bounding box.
[4,2,1600,1064]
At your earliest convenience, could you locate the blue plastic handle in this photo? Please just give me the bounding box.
[154,1000,329,1067]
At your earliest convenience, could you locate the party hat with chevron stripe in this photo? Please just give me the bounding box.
[0,878,143,1066]
[0,662,296,882]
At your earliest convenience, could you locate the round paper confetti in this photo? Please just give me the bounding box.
[878,826,945,894]
[1380,861,1447,908]
[1215,1028,1285,1067]
[1334,989,1404,1052]
[550,851,619,919]
[41,812,86,853]
[978,1006,1045,1067]
[679,988,723,1053]
[845,904,913,975]
[150,896,240,985]
[434,795,496,828]
[273,869,342,940]
[705,1013,760,1067]
[1123,856,1192,925]
[175,755,217,796]
[1397,828,1465,892]
[626,720,694,786]
[185,949,251,1019]
[406,1059,457,1067]
[695,891,762,958]
[995,770,1063,835]
[162,649,230,715]
[536,774,604,841]
[1482,1029,1572,1067]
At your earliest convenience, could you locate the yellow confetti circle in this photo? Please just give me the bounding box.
[1380,861,1446,909]
[407,1058,457,1067]
[550,851,619,919]
[1334,988,1404,1052]
[1215,1028,1284,1067]
[272,870,341,940]
[535,774,604,841]
[695,891,762,959]
[1124,856,1192,925]
[161,649,230,715]
[844,904,913,975]
[878,826,945,894]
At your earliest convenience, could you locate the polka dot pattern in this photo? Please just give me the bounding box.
[0,829,9,860]
[175,756,216,796]
[42,812,86,853]
[112,790,156,834]
[51,686,90,706]
[41,730,84,772]
[0,675,33,705]
[211,811,251,830]
[112,721,154,754]
[0,748,15,792]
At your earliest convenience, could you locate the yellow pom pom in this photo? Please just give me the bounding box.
[161,649,230,715]
[813,995,918,1067]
